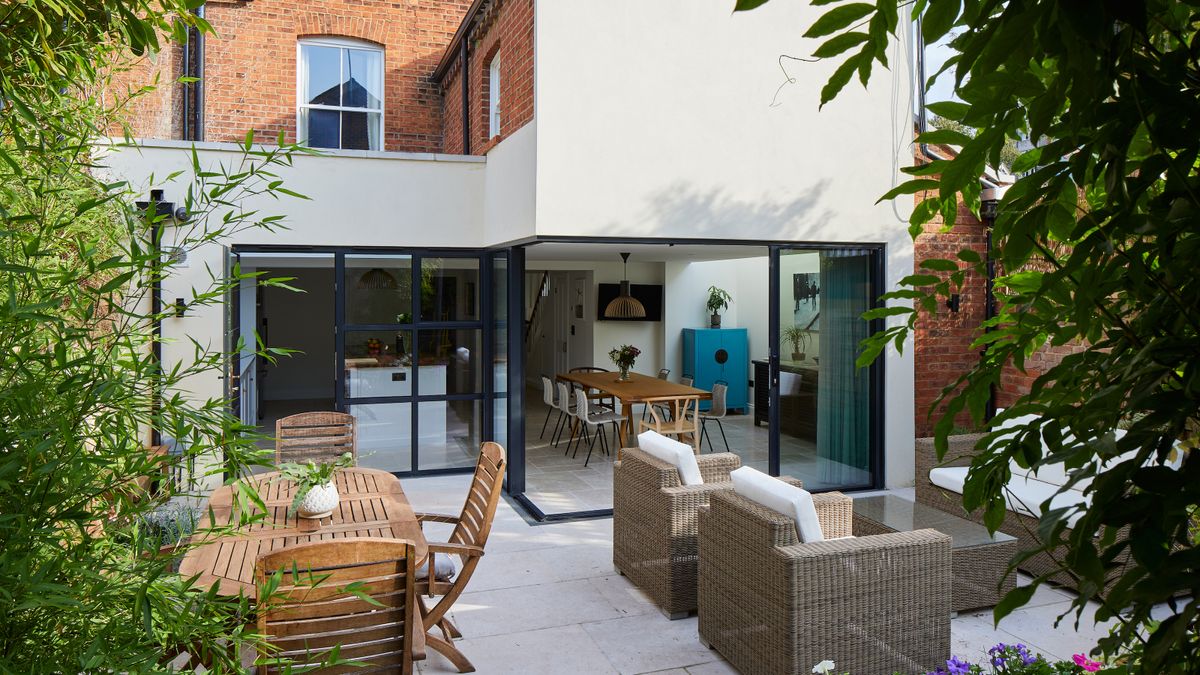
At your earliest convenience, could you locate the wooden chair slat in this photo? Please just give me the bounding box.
[276,412,358,466]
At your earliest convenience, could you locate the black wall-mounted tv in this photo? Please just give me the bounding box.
[596,283,664,322]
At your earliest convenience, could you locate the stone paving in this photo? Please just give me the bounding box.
[400,473,1115,674]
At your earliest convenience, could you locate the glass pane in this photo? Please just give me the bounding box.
[302,44,341,106]
[344,330,413,399]
[417,329,482,396]
[343,48,382,109]
[493,396,508,449]
[341,111,381,151]
[493,254,508,393]
[345,255,413,325]
[420,258,480,322]
[301,108,340,149]
[419,400,481,471]
[350,402,411,472]
[778,249,874,491]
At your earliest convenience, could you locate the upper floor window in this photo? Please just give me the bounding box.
[298,38,383,151]
[487,55,501,138]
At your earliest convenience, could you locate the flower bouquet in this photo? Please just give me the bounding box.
[608,344,641,381]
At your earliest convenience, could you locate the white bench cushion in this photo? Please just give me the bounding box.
[929,466,1088,528]
[637,430,703,486]
[730,466,823,542]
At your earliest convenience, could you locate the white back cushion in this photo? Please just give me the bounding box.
[729,466,823,542]
[637,430,703,486]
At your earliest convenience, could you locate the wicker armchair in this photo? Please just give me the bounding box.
[612,447,743,619]
[698,490,951,675]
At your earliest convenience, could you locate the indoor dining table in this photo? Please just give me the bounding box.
[179,467,427,597]
[557,370,711,447]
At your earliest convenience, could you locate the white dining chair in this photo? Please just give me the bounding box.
[573,388,626,467]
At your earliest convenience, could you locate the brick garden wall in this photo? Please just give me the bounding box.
[439,0,534,155]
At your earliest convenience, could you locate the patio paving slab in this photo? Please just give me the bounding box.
[403,474,1113,674]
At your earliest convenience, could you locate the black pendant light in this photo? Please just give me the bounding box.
[357,268,398,289]
[604,252,646,319]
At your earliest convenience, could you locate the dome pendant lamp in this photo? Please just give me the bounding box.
[604,252,646,319]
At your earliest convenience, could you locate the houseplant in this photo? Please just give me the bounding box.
[706,286,733,328]
[782,325,811,361]
[278,452,355,519]
[609,344,641,381]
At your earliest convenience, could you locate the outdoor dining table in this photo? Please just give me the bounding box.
[179,467,428,597]
[557,370,712,447]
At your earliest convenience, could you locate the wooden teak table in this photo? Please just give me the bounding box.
[557,370,711,446]
[180,467,427,596]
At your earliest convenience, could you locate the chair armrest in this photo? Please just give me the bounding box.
[915,433,986,480]
[425,541,485,559]
[415,512,460,525]
[812,492,853,539]
[409,599,427,661]
[695,452,741,482]
[617,448,683,489]
[777,528,951,566]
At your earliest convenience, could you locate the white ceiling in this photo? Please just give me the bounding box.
[524,241,766,263]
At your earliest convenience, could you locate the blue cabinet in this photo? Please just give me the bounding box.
[681,328,748,413]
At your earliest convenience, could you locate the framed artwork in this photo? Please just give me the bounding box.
[792,272,820,330]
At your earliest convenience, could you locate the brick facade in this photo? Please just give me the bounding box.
[104,43,186,140]
[438,0,535,155]
[119,0,472,153]
[912,146,1085,435]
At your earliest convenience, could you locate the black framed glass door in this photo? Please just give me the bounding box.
[769,245,884,491]
[336,251,490,474]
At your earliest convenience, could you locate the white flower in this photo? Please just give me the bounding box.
[812,661,836,674]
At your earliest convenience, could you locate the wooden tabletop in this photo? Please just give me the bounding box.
[179,467,427,596]
[557,370,712,403]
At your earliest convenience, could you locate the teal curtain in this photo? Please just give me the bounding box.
[816,251,872,487]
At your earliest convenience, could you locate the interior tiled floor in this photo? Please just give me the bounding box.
[401,473,1123,674]
[523,386,866,515]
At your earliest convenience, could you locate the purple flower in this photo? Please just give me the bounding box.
[946,656,971,675]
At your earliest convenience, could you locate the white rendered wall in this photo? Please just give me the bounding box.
[483,123,538,245]
[533,1,917,486]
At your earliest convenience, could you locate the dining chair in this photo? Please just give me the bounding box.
[692,380,731,453]
[569,366,615,411]
[275,411,356,465]
[573,389,626,467]
[414,442,507,673]
[551,381,578,449]
[639,394,702,452]
[539,376,558,439]
[641,369,673,422]
[254,538,422,675]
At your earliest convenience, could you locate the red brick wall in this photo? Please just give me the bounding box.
[119,0,471,152]
[105,43,186,140]
[912,158,988,437]
[439,0,534,155]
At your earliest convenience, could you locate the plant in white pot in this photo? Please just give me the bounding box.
[278,452,354,519]
[706,286,732,328]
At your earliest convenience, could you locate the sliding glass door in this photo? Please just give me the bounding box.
[770,246,882,491]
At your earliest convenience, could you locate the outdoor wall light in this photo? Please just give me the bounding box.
[174,298,187,317]
[604,252,646,319]
[946,293,961,313]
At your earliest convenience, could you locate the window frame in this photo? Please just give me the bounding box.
[487,55,501,139]
[296,36,385,151]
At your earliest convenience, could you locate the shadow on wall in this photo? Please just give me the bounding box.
[604,180,836,242]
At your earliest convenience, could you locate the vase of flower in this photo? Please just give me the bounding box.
[609,344,640,382]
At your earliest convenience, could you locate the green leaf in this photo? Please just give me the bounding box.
[812,32,869,58]
[926,100,969,121]
[917,128,973,146]
[992,583,1037,624]
[819,55,862,108]
[919,258,959,272]
[803,3,875,38]
[732,0,771,10]
[921,0,961,44]
[877,179,940,202]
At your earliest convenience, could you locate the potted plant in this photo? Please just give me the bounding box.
[609,344,641,381]
[782,325,810,361]
[278,452,354,519]
[706,286,732,328]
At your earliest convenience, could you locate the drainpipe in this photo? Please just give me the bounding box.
[980,187,1005,421]
[460,38,470,154]
[135,190,175,446]
[182,5,206,141]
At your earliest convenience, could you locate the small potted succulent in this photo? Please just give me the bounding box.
[609,344,641,381]
[278,452,354,519]
[706,286,732,328]
[782,325,811,361]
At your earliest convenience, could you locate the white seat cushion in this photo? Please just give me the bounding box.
[637,430,704,486]
[928,466,1088,528]
[729,466,823,542]
[415,553,456,582]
